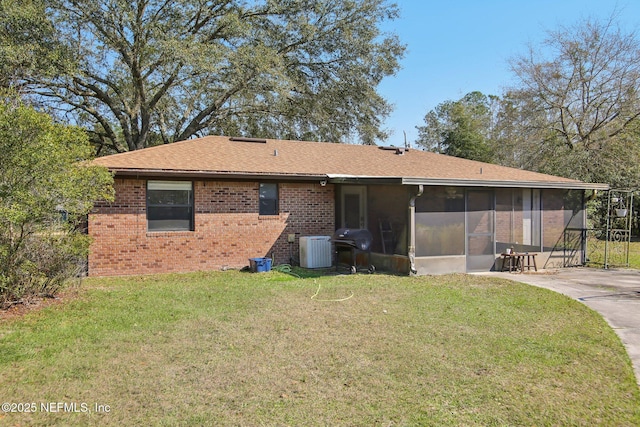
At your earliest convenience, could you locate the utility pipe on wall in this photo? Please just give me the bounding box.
[408,184,424,275]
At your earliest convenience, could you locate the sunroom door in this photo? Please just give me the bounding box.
[466,190,495,272]
[341,186,367,229]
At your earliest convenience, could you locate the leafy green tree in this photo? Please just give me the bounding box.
[414,99,455,154]
[489,91,564,172]
[0,96,113,306]
[25,0,404,153]
[416,91,495,162]
[0,0,69,89]
[442,102,493,162]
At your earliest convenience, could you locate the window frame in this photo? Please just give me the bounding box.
[259,182,279,216]
[146,180,194,232]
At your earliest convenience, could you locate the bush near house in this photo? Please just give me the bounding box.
[0,97,113,307]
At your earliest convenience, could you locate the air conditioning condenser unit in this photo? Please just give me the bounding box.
[299,236,332,268]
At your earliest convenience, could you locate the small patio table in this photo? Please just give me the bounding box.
[500,252,538,273]
[500,253,518,272]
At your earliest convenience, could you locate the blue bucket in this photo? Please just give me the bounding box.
[249,257,272,273]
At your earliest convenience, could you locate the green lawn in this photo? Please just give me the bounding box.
[587,239,640,269]
[630,240,640,268]
[1,271,639,426]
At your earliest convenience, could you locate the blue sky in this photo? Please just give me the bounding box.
[378,1,640,145]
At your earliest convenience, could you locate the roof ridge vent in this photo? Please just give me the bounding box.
[229,136,267,143]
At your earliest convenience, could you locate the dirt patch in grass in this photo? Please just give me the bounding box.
[0,291,77,321]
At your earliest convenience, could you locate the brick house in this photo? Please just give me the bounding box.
[88,136,607,276]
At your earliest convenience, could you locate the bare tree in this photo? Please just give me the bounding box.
[509,14,640,152]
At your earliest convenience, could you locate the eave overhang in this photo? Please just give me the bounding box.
[108,169,609,191]
[108,168,327,182]
[401,177,609,190]
[328,175,609,190]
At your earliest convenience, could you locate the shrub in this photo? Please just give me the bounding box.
[0,96,113,307]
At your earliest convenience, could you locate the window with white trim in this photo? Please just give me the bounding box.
[147,180,194,231]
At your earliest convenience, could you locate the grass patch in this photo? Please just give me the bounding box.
[1,271,639,426]
[629,240,640,268]
[588,239,640,269]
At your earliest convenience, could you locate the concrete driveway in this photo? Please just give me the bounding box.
[482,267,640,387]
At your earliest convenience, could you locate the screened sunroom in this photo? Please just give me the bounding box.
[331,179,595,275]
[411,185,589,274]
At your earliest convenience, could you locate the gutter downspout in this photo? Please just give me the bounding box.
[409,184,424,275]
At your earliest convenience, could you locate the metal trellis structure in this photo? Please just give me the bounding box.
[585,189,634,269]
[603,189,634,268]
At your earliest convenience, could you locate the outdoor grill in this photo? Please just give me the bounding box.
[332,228,375,274]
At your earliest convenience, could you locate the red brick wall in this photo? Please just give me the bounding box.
[495,189,512,243]
[89,178,335,276]
[542,189,567,250]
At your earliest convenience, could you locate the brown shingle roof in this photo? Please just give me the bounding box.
[92,136,606,189]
